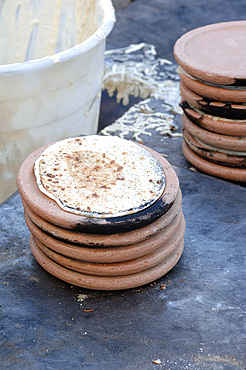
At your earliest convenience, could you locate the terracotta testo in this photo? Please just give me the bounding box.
[183,128,246,168]
[24,210,185,263]
[30,235,184,291]
[17,136,185,290]
[182,114,246,152]
[174,22,246,180]
[182,103,246,137]
[23,189,182,247]
[17,139,179,234]
[174,21,246,86]
[33,223,185,277]
[180,81,246,120]
[182,141,246,182]
[179,71,246,103]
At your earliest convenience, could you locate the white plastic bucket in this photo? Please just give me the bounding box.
[0,0,115,204]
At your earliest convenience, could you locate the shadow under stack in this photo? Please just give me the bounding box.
[17,136,185,291]
[174,21,246,182]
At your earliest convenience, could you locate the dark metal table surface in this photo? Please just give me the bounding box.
[1,1,246,369]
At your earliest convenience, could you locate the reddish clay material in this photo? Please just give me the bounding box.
[182,113,246,151]
[30,235,184,290]
[17,143,179,234]
[33,217,185,277]
[17,139,185,290]
[174,21,246,86]
[182,141,246,182]
[23,189,182,247]
[183,128,246,168]
[182,103,246,137]
[180,81,246,120]
[179,72,246,103]
[25,210,184,263]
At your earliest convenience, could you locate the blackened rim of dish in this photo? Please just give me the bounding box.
[17,143,179,234]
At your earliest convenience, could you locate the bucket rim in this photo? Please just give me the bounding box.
[0,0,115,74]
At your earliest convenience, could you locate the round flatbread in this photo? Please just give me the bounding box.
[34,136,166,218]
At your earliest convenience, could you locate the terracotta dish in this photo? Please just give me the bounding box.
[17,137,185,290]
[30,235,185,291]
[25,210,185,263]
[175,22,246,180]
[182,102,246,137]
[180,81,246,120]
[179,72,246,103]
[183,128,246,168]
[33,218,185,277]
[174,21,246,86]
[182,141,246,182]
[17,142,179,234]
[182,113,246,152]
[23,189,182,247]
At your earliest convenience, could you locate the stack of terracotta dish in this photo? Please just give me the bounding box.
[174,21,246,182]
[17,136,185,291]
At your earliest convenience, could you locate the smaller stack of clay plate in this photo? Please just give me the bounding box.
[174,21,246,182]
[17,136,185,291]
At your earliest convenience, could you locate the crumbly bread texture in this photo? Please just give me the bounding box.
[34,136,165,218]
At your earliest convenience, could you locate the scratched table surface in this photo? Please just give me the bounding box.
[1,0,246,369]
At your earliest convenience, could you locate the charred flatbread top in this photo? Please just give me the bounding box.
[34,136,166,218]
